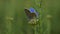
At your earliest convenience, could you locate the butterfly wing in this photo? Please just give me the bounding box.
[25,8,30,15]
[30,13,36,18]
[24,8,32,19]
[24,8,39,20]
[29,8,39,18]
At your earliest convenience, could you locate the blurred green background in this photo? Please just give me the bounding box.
[0,0,60,34]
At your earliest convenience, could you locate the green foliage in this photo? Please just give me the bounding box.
[0,0,60,34]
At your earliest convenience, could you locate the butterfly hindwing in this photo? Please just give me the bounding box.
[30,13,36,18]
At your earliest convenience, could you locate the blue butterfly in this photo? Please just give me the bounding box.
[24,7,39,20]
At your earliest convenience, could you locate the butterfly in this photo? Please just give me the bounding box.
[24,8,39,24]
[24,8,39,19]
